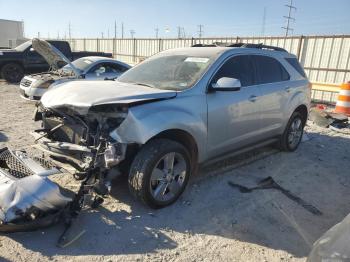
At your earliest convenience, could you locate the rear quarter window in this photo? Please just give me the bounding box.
[285,58,306,78]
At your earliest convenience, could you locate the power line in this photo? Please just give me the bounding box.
[282,0,296,36]
[197,24,204,38]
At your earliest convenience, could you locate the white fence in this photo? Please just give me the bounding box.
[68,35,350,85]
[68,35,350,104]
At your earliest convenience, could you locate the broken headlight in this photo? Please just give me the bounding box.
[104,143,127,168]
[88,104,128,132]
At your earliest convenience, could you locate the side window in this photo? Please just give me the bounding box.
[110,64,128,73]
[90,64,106,75]
[105,63,129,73]
[285,58,306,78]
[212,55,255,87]
[253,55,290,84]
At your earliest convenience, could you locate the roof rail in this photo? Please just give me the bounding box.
[191,42,288,52]
[241,43,288,52]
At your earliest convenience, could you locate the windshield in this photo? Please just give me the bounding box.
[117,55,214,90]
[63,58,93,72]
[14,41,32,51]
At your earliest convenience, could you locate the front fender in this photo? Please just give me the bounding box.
[110,97,207,161]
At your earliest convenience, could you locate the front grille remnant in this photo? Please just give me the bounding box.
[0,149,34,178]
[20,79,32,87]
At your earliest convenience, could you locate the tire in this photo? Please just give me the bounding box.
[1,63,24,83]
[128,138,191,209]
[279,111,305,152]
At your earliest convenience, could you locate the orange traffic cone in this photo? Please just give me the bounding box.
[334,82,350,116]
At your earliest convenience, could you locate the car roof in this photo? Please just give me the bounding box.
[157,46,296,59]
[75,56,132,68]
[79,56,116,62]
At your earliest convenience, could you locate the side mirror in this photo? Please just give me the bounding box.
[211,77,241,91]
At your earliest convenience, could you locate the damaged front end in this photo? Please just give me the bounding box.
[32,102,129,175]
[0,103,131,237]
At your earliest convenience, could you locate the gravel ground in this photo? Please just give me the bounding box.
[0,81,350,262]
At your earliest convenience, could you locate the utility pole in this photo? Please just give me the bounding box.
[130,30,135,38]
[177,26,181,38]
[261,7,267,36]
[68,21,71,40]
[197,25,204,38]
[282,0,296,36]
[155,27,159,38]
[121,22,124,39]
[57,30,60,39]
[114,20,117,38]
[101,32,104,39]
[108,28,110,38]
[37,32,40,38]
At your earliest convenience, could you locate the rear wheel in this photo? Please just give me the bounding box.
[279,111,305,151]
[1,63,24,83]
[128,139,191,208]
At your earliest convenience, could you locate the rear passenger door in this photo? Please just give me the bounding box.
[252,55,290,138]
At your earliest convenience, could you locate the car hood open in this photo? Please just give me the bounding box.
[40,80,177,114]
[32,38,80,76]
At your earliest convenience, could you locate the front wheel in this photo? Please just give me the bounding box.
[279,111,305,152]
[128,139,191,208]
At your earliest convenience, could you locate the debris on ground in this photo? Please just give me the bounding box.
[228,176,323,216]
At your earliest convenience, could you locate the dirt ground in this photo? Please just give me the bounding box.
[0,81,350,262]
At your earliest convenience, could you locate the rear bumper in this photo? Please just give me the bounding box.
[0,148,72,231]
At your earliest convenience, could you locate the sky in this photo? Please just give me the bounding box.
[1,0,350,39]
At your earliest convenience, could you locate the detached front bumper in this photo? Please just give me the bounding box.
[0,148,73,232]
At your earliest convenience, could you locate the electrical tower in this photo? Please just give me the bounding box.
[282,0,296,36]
[198,25,204,38]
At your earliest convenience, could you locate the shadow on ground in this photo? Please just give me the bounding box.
[3,131,350,258]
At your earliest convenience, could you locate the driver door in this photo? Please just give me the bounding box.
[206,55,263,158]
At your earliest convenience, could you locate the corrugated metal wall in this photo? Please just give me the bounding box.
[68,35,350,85]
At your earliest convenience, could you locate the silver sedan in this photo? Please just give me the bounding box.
[19,56,131,100]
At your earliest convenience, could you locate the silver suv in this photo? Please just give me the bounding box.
[25,44,311,211]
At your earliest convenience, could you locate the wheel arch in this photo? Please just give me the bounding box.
[293,104,308,125]
[150,129,199,173]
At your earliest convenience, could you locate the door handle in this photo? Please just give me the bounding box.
[248,95,257,102]
[285,87,292,93]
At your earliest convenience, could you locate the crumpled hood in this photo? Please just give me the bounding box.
[41,80,177,114]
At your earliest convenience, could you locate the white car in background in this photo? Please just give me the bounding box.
[19,39,131,100]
